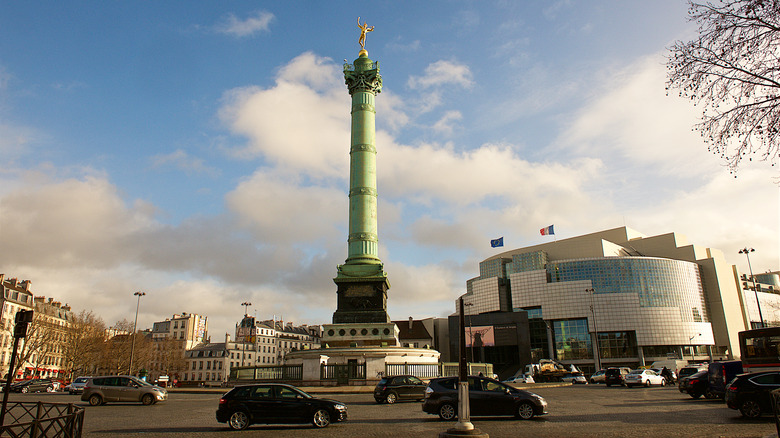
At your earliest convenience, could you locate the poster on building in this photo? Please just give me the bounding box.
[466,325,495,347]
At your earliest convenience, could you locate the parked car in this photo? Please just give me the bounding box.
[503,374,535,384]
[725,371,780,418]
[561,372,588,384]
[589,370,606,384]
[422,375,547,420]
[677,365,708,383]
[651,368,677,384]
[677,370,715,398]
[374,375,427,404]
[604,367,632,387]
[708,361,743,399]
[10,379,54,393]
[624,369,666,387]
[65,376,91,395]
[81,376,167,406]
[216,383,347,429]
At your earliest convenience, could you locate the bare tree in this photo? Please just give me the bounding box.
[13,312,57,379]
[62,310,106,380]
[667,0,780,173]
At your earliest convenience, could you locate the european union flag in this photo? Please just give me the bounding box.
[490,237,504,248]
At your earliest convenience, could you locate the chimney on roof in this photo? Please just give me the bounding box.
[21,280,31,291]
[62,304,71,311]
[409,316,414,330]
[48,297,53,303]
[9,278,17,287]
[0,274,4,283]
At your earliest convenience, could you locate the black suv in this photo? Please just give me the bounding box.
[374,375,426,404]
[604,367,631,387]
[422,375,547,420]
[725,371,780,418]
[678,370,714,399]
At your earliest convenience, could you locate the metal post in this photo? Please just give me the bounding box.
[240,302,251,368]
[128,291,145,376]
[740,248,764,328]
[0,335,21,426]
[464,302,475,365]
[457,298,473,429]
[587,288,601,371]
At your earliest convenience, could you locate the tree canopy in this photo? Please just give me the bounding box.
[667,0,780,174]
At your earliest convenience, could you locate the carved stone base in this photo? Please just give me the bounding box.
[332,277,390,324]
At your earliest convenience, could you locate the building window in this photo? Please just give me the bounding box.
[552,319,592,360]
[596,331,637,359]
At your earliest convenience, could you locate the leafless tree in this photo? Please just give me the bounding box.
[13,312,58,378]
[667,0,780,174]
[62,310,106,380]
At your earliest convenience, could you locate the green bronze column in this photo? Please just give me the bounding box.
[332,46,390,324]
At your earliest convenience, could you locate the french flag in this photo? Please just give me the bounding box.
[540,225,554,236]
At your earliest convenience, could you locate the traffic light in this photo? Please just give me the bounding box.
[13,310,33,338]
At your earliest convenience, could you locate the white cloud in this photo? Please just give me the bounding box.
[407,60,474,90]
[149,149,219,176]
[219,53,349,179]
[431,111,463,136]
[215,11,274,37]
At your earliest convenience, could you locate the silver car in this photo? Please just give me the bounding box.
[66,376,90,394]
[81,375,167,406]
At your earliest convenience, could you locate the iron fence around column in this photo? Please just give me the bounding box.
[231,365,303,381]
[384,363,441,378]
[320,364,367,382]
[0,401,84,438]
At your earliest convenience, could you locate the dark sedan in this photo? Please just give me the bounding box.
[374,375,426,404]
[422,375,547,420]
[216,383,347,430]
[726,371,780,418]
[10,379,54,393]
[678,370,715,399]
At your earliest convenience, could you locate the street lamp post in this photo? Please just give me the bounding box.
[241,302,251,367]
[464,302,475,366]
[128,291,145,376]
[689,333,701,362]
[586,288,601,371]
[739,248,764,328]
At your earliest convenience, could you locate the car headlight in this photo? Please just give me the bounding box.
[334,403,347,411]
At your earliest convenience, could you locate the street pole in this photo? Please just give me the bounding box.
[739,248,764,328]
[464,302,475,368]
[128,291,145,376]
[241,302,251,368]
[689,333,701,362]
[587,288,601,371]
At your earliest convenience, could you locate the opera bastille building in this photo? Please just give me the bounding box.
[456,226,778,376]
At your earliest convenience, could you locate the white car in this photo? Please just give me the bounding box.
[502,374,535,384]
[561,372,588,384]
[624,369,666,387]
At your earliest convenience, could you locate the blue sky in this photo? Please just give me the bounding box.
[1,1,777,339]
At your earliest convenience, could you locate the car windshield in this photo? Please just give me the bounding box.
[74,378,89,383]
[628,371,643,375]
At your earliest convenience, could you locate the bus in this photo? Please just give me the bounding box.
[738,327,780,372]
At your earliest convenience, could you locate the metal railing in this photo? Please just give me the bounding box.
[231,365,303,381]
[0,401,84,438]
[320,364,366,382]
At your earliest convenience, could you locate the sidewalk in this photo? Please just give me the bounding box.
[168,381,570,395]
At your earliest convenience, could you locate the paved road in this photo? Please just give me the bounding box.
[5,384,779,437]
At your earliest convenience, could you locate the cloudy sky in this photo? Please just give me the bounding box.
[1,1,777,339]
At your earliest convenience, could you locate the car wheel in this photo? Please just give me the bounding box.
[704,390,716,399]
[517,402,535,420]
[644,380,651,387]
[228,410,250,430]
[21,387,29,394]
[141,394,154,405]
[689,392,702,399]
[438,403,457,421]
[590,379,596,384]
[606,383,611,387]
[385,391,398,404]
[626,384,633,388]
[740,399,762,418]
[47,386,54,393]
[88,394,103,406]
[312,409,331,428]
